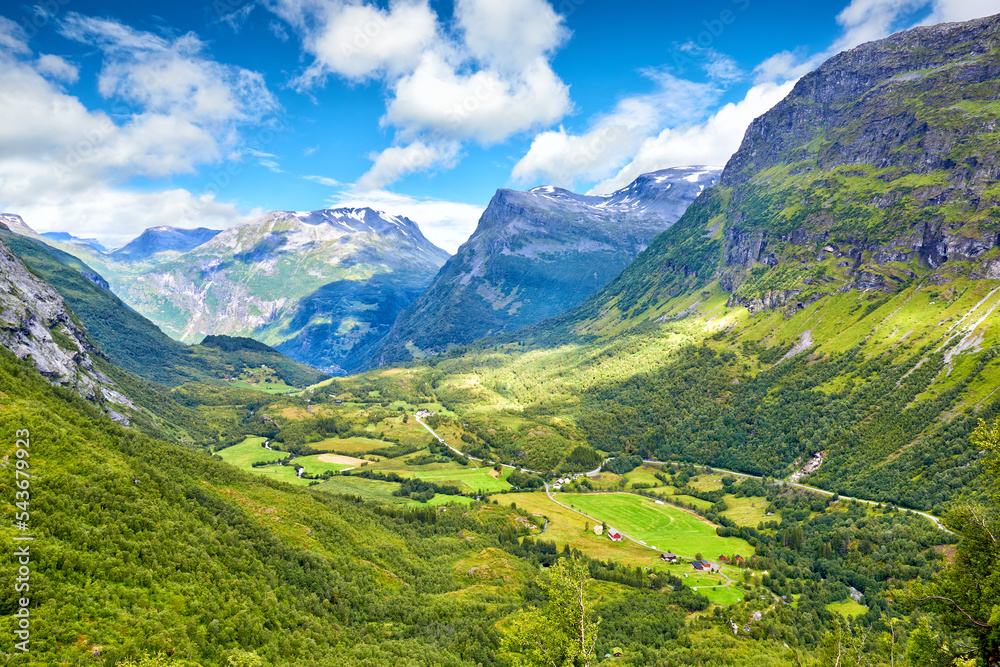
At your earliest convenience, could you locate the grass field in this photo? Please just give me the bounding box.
[721,495,768,527]
[563,493,750,558]
[494,492,749,605]
[314,475,401,502]
[228,380,300,395]
[243,463,309,486]
[368,452,514,493]
[217,436,288,467]
[307,436,394,454]
[826,600,869,618]
[296,455,359,476]
[687,474,724,492]
[624,465,666,488]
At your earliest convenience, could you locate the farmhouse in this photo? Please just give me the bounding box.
[593,525,604,536]
[607,529,622,542]
[660,552,678,563]
[692,561,704,571]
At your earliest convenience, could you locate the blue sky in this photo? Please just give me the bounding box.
[0,0,996,251]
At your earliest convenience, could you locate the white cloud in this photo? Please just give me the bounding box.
[356,140,461,191]
[275,0,438,85]
[753,0,1000,84]
[268,0,573,189]
[0,16,30,55]
[34,54,79,83]
[384,52,570,144]
[456,0,569,72]
[924,0,1000,23]
[324,186,485,253]
[0,14,277,247]
[590,81,795,194]
[511,72,721,189]
[18,187,254,249]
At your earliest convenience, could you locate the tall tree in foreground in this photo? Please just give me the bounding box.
[908,419,1000,667]
[501,558,601,667]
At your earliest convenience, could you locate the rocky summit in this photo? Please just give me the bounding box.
[372,166,721,365]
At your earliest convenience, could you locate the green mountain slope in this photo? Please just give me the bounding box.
[0,228,326,389]
[360,14,1000,513]
[0,346,537,665]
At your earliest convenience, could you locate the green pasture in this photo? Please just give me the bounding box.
[563,493,750,558]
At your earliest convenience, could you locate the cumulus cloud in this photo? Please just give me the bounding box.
[590,81,796,194]
[924,0,1000,23]
[356,140,461,191]
[511,73,721,188]
[752,0,998,84]
[268,0,573,189]
[34,54,79,83]
[0,14,277,246]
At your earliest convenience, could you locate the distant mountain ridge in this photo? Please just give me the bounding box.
[40,231,108,252]
[111,226,222,260]
[372,166,721,365]
[105,207,450,374]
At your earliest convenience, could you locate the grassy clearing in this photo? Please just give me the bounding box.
[308,436,394,454]
[296,455,358,476]
[228,379,300,395]
[564,493,750,558]
[313,475,401,502]
[217,436,288,467]
[687,475,724,492]
[408,495,476,508]
[368,454,514,493]
[243,463,309,486]
[624,465,665,488]
[497,493,678,567]
[721,495,768,527]
[494,492,749,606]
[826,599,869,618]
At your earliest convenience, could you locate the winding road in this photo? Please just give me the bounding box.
[414,415,951,535]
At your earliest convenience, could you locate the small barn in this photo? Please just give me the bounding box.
[660,552,678,563]
[607,529,622,542]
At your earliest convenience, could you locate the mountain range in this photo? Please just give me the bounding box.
[0,12,999,667]
[373,166,721,365]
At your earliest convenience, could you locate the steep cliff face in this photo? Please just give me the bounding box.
[573,14,1000,321]
[0,237,134,420]
[373,166,721,364]
[718,13,1000,307]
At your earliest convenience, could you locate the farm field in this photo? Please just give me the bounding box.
[624,465,666,488]
[722,494,769,527]
[495,492,746,605]
[367,452,514,493]
[563,493,749,558]
[217,436,288,467]
[304,436,395,453]
[243,463,308,486]
[297,454,365,476]
[687,474,724,492]
[314,475,401,502]
[228,379,300,395]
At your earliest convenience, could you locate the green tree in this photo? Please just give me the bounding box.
[501,558,601,667]
[907,419,1000,667]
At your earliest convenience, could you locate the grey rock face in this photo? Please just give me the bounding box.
[0,239,133,415]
